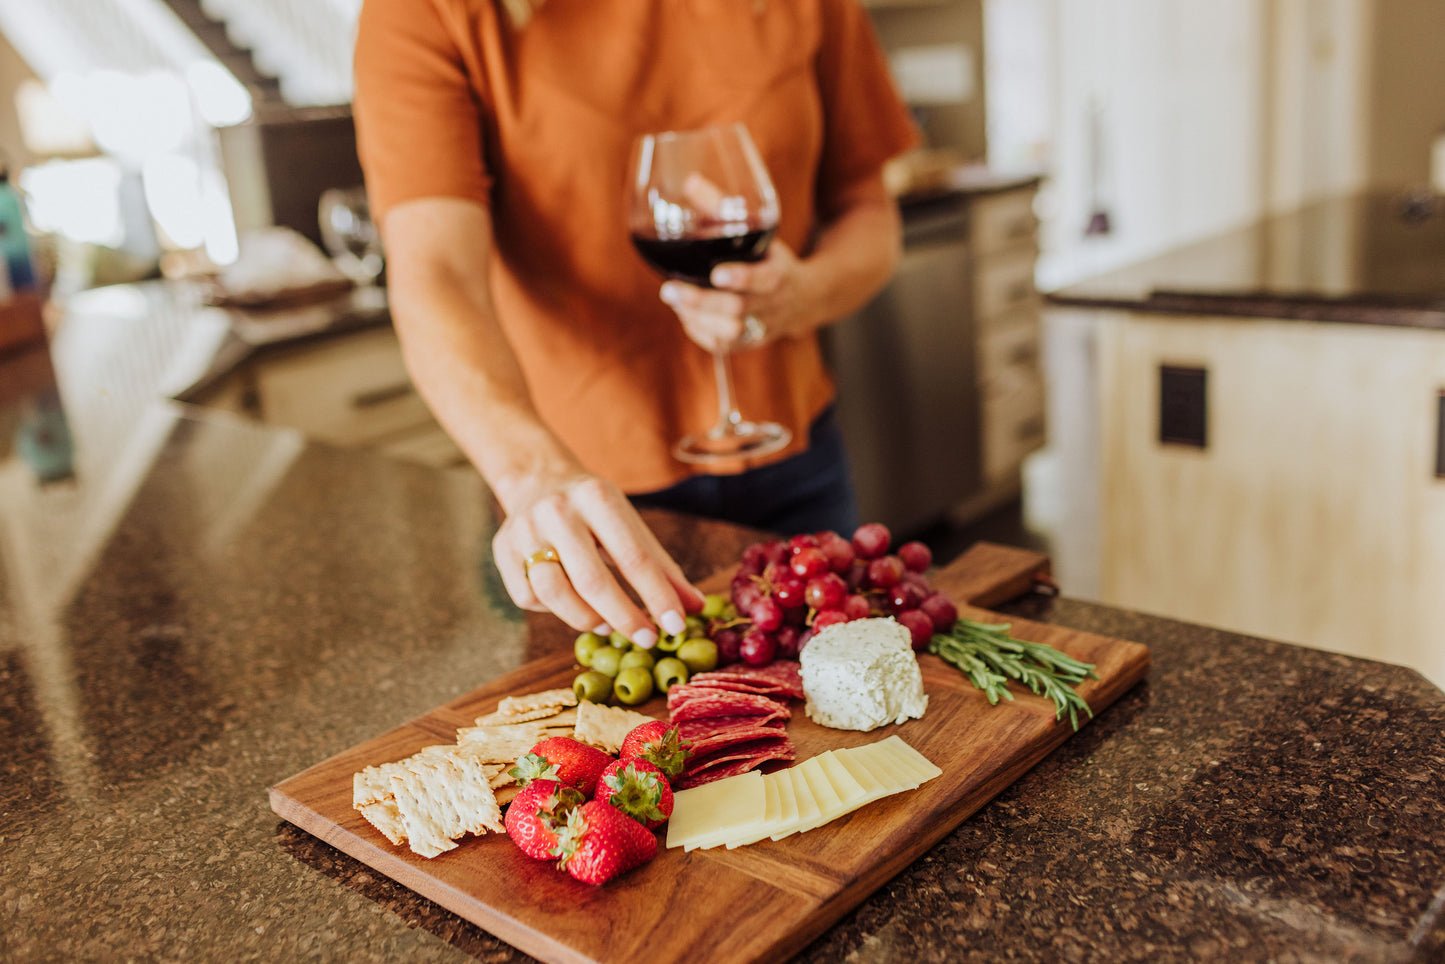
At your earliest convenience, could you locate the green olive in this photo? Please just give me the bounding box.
[653,657,689,692]
[572,670,612,703]
[574,631,606,667]
[677,638,719,674]
[684,614,708,638]
[588,645,622,678]
[613,666,655,706]
[619,648,655,671]
[653,632,683,653]
[608,630,632,650]
[700,593,728,619]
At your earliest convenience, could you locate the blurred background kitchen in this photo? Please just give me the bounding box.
[0,0,1441,688]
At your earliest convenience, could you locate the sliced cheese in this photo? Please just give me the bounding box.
[789,766,821,830]
[877,735,943,784]
[769,766,802,840]
[847,742,919,790]
[666,770,765,850]
[726,771,783,848]
[816,751,871,813]
[832,748,893,806]
[796,757,846,830]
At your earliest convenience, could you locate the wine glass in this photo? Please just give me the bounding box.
[318,186,384,285]
[628,123,791,464]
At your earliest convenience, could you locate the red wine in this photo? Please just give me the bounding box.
[631,227,775,287]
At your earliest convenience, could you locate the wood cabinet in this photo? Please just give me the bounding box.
[827,179,1044,536]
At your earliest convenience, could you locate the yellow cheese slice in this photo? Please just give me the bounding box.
[726,771,783,848]
[877,735,943,784]
[817,751,871,813]
[769,766,802,840]
[789,765,821,830]
[796,757,846,831]
[832,748,894,806]
[665,770,765,850]
[847,741,919,790]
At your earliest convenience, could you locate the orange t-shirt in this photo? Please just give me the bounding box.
[353,0,919,493]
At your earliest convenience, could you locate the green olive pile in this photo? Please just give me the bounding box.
[571,593,732,705]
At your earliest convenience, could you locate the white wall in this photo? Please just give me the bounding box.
[986,0,1371,292]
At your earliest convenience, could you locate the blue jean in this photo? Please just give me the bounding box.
[629,406,860,537]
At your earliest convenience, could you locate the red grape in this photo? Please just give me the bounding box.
[774,574,808,609]
[866,555,904,589]
[714,627,742,665]
[796,627,817,655]
[739,629,777,666]
[888,582,922,613]
[750,596,784,632]
[817,531,855,572]
[844,561,869,593]
[774,625,801,659]
[804,573,848,611]
[762,540,790,567]
[812,610,849,632]
[732,577,763,614]
[790,547,829,579]
[851,522,891,560]
[739,543,768,575]
[842,594,872,621]
[919,592,959,632]
[896,610,934,651]
[788,533,820,553]
[898,541,932,573]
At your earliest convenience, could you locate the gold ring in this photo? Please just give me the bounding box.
[523,547,561,577]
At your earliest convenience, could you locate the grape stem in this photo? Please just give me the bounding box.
[927,619,1098,730]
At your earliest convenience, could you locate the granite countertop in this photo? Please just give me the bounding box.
[2,285,1443,962]
[1048,190,1445,329]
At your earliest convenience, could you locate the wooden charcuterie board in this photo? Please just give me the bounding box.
[270,543,1150,964]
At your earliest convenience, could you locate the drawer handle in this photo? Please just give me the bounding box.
[351,383,415,409]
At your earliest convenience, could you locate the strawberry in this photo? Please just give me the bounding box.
[618,720,691,779]
[595,759,673,829]
[554,800,658,885]
[510,737,613,796]
[503,779,585,860]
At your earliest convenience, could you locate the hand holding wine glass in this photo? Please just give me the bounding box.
[628,123,791,464]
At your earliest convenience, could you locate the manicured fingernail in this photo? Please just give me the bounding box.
[659,283,681,304]
[711,268,736,287]
[632,628,659,649]
[593,623,612,636]
[660,610,686,635]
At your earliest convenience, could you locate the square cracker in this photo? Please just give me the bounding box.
[357,800,407,846]
[390,753,504,859]
[354,744,456,808]
[574,700,653,754]
[498,687,577,717]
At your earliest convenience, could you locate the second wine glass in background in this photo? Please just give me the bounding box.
[319,186,384,285]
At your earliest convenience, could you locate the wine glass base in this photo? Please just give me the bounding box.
[673,422,792,464]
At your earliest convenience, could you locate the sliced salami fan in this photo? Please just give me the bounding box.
[689,662,804,700]
[676,735,796,789]
[677,718,787,756]
[667,688,790,723]
[678,678,795,698]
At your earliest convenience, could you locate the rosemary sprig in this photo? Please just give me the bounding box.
[928,618,1099,730]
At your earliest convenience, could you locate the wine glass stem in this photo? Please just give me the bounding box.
[710,349,745,436]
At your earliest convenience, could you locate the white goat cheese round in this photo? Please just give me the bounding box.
[799,617,928,731]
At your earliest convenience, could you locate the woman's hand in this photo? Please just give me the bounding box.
[491,470,706,648]
[658,239,823,352]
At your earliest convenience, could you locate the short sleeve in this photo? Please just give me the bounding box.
[813,0,922,213]
[352,0,492,225]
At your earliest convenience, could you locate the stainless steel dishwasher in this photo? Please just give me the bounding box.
[821,195,979,537]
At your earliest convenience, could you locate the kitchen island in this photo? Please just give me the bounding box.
[2,285,1443,962]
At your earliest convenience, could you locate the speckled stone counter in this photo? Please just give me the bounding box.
[1049,190,1445,330]
[2,286,1443,962]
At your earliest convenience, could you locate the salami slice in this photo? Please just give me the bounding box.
[667,689,790,723]
[677,717,786,756]
[676,736,797,789]
[689,662,804,700]
[679,678,795,698]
